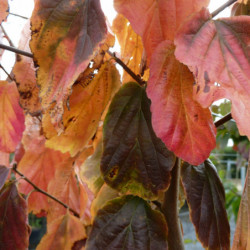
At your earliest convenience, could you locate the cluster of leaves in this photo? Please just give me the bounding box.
[0,0,249,249]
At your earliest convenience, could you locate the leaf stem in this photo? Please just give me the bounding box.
[214,113,232,127]
[107,50,145,86]
[211,0,237,18]
[162,158,185,250]
[1,24,15,47]
[12,164,80,218]
[0,43,33,58]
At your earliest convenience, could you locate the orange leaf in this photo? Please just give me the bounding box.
[112,14,144,82]
[114,0,209,60]
[30,0,107,129]
[13,20,41,115]
[175,8,250,139]
[0,81,25,153]
[18,134,70,214]
[44,61,120,156]
[0,0,8,23]
[37,212,86,250]
[47,157,88,223]
[232,162,250,249]
[0,151,9,166]
[0,182,30,250]
[147,41,216,165]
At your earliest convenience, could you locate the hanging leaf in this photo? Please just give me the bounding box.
[114,0,209,60]
[112,14,144,82]
[0,165,9,190]
[30,0,107,129]
[13,20,41,115]
[232,162,250,250]
[0,81,25,153]
[44,60,120,156]
[37,212,86,250]
[175,8,250,139]
[181,159,230,249]
[0,182,30,250]
[147,41,216,165]
[101,82,175,199]
[0,0,8,23]
[86,195,168,249]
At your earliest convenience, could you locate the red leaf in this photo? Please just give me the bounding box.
[147,41,216,165]
[0,0,8,23]
[30,0,107,129]
[181,160,230,249]
[0,81,25,153]
[175,8,250,139]
[0,182,30,250]
[0,165,10,190]
[114,0,209,60]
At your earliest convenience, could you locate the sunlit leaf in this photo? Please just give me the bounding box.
[112,14,144,82]
[0,0,8,23]
[147,41,216,165]
[114,0,209,60]
[232,163,250,249]
[13,20,41,115]
[0,81,25,153]
[0,151,9,167]
[231,0,250,16]
[30,0,107,129]
[0,182,30,250]
[175,8,250,139]
[181,159,230,249]
[44,60,120,156]
[0,165,9,190]
[86,195,168,249]
[101,82,175,199]
[37,212,86,250]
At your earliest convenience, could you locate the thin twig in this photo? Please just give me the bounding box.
[214,113,232,127]
[8,12,29,20]
[12,164,80,218]
[0,64,13,81]
[211,0,237,18]
[0,44,33,58]
[1,25,15,47]
[107,50,145,86]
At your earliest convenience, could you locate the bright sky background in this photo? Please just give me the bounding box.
[0,0,231,80]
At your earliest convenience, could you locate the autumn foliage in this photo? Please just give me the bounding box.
[0,0,249,249]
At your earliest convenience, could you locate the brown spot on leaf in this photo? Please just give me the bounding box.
[20,91,32,99]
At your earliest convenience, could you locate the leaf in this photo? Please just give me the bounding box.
[0,182,30,250]
[30,0,107,128]
[47,157,88,223]
[112,14,144,82]
[231,0,250,16]
[0,0,8,23]
[44,60,120,156]
[147,41,216,165]
[0,165,10,190]
[37,212,86,250]
[17,135,71,214]
[232,160,250,249]
[13,20,41,115]
[114,0,209,60]
[181,159,230,249]
[86,195,168,250]
[174,8,250,139]
[0,81,25,153]
[101,82,175,199]
[0,151,10,167]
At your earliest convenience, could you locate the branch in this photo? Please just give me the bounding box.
[8,12,29,20]
[0,64,13,81]
[107,50,145,86]
[12,164,80,218]
[211,0,237,18]
[214,113,232,128]
[162,158,185,250]
[0,44,33,58]
[1,25,15,47]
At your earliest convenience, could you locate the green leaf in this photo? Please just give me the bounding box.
[181,159,230,249]
[101,82,176,199]
[86,195,168,250]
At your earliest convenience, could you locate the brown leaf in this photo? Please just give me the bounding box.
[0,182,30,250]
[0,165,10,190]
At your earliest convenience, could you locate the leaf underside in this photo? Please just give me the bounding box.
[101,82,176,199]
